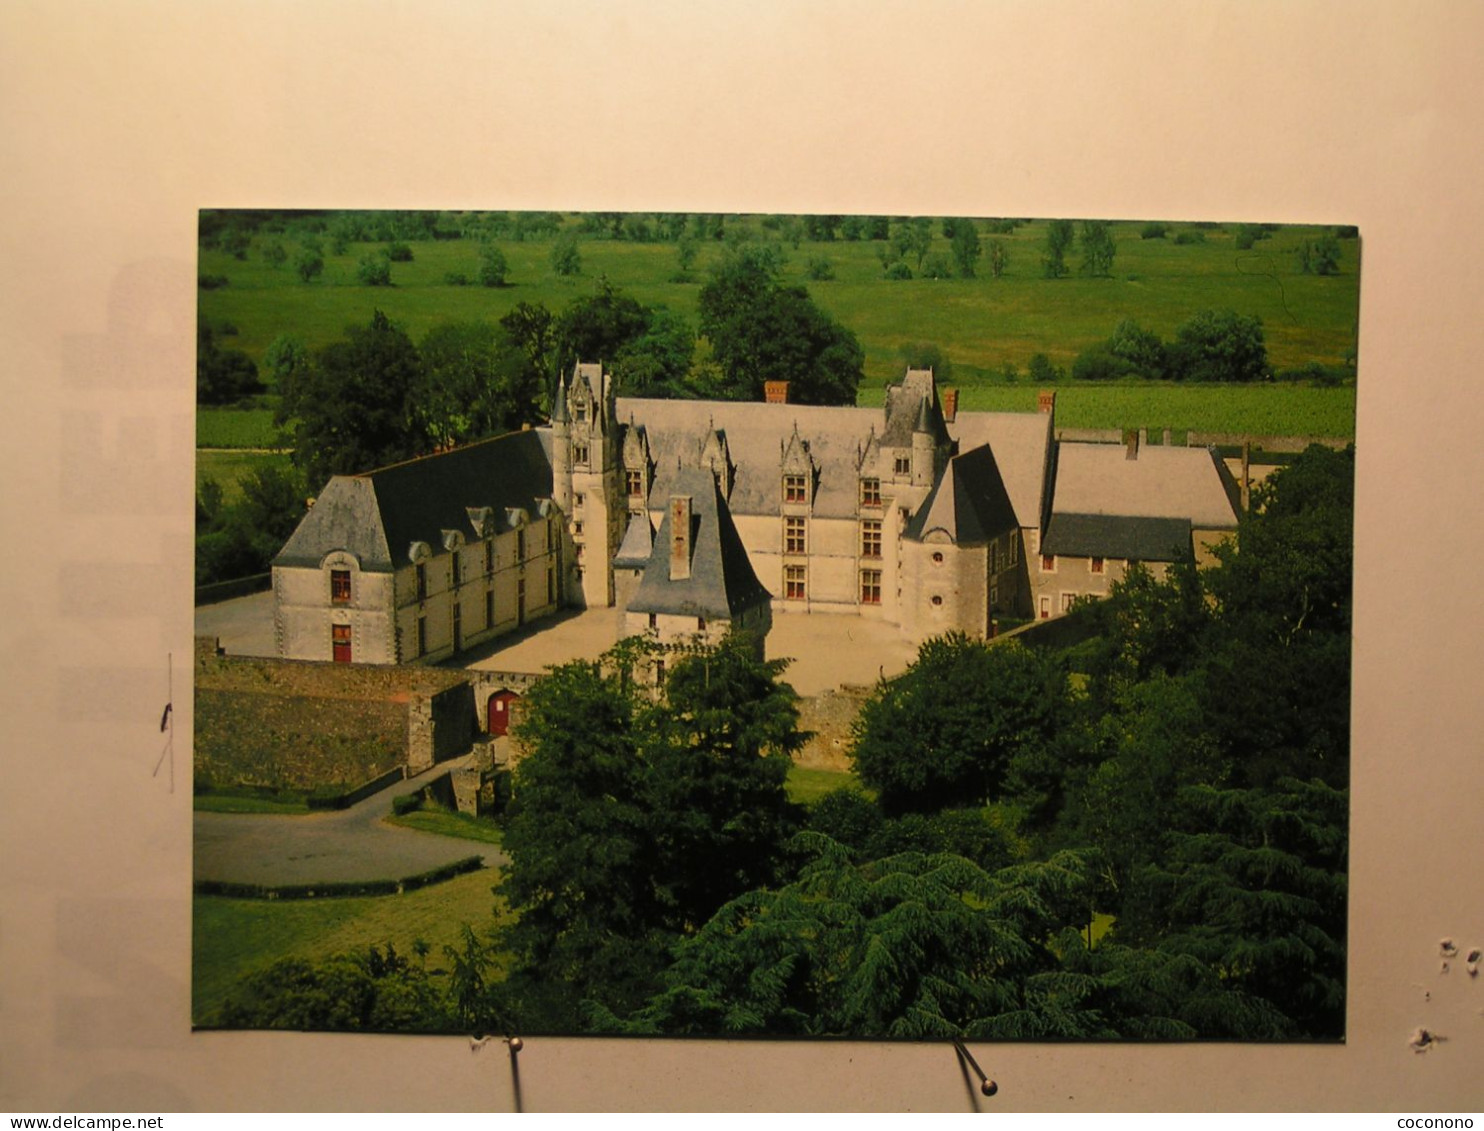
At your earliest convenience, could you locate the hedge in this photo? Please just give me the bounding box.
[194,856,485,900]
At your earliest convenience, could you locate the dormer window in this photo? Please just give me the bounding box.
[330,569,351,604]
[894,455,911,476]
[860,478,881,507]
[574,400,588,423]
[784,474,808,504]
[573,443,589,466]
[415,563,428,601]
[626,470,644,498]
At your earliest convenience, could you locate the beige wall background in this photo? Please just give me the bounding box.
[2,0,1481,1112]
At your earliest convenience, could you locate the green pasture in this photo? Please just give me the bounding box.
[197,407,283,449]
[198,216,1360,389]
[192,867,506,1024]
[195,449,294,503]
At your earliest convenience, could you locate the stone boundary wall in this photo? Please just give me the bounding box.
[195,636,479,787]
[1186,432,1349,452]
[794,684,872,772]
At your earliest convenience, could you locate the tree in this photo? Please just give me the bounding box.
[294,247,324,283]
[951,221,982,278]
[550,231,582,276]
[499,302,557,398]
[276,310,429,486]
[477,244,508,287]
[416,321,544,448]
[697,247,864,405]
[889,217,933,272]
[555,278,652,377]
[851,634,1069,815]
[262,240,287,269]
[611,307,695,398]
[1297,235,1341,276]
[262,334,310,392]
[1026,352,1062,384]
[1079,221,1116,277]
[196,321,262,405]
[496,635,804,1031]
[1166,309,1269,383]
[357,253,392,286]
[1106,318,1167,378]
[898,342,952,382]
[1042,220,1074,278]
[987,238,1008,278]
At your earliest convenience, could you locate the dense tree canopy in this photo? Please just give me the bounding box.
[416,321,544,449]
[276,310,431,487]
[698,248,864,405]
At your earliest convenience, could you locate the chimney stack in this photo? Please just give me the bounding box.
[1124,429,1140,460]
[1037,389,1056,415]
[764,380,789,404]
[942,387,959,423]
[669,495,693,580]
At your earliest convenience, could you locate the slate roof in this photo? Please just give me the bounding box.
[1041,513,1193,562]
[628,468,772,620]
[616,397,1051,525]
[905,444,1018,544]
[947,410,1055,528]
[274,428,554,572]
[1047,442,1239,530]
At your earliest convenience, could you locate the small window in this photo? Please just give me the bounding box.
[1061,592,1076,613]
[451,552,461,587]
[517,528,527,561]
[1009,534,1019,565]
[1041,554,1056,573]
[332,624,352,663]
[1090,556,1105,574]
[574,492,585,509]
[330,569,351,604]
[484,589,494,628]
[697,616,707,631]
[861,519,882,559]
[416,616,427,656]
[574,521,584,536]
[547,567,555,604]
[988,543,998,575]
[648,612,658,630]
[485,541,494,576]
[860,569,882,605]
[784,516,807,555]
[860,478,881,507]
[415,562,427,601]
[785,564,807,600]
[573,400,588,423]
[1039,596,1050,620]
[784,474,808,504]
[626,469,644,498]
[573,443,589,465]
[990,584,999,608]
[894,455,911,476]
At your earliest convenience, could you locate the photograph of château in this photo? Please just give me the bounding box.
[193,210,1356,1041]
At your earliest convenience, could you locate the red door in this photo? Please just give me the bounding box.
[332,624,352,663]
[487,690,520,736]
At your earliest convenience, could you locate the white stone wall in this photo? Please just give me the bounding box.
[274,553,397,664]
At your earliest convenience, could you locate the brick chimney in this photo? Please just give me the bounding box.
[764,380,789,404]
[941,387,959,423]
[1124,428,1140,460]
[669,495,693,580]
[1037,389,1056,415]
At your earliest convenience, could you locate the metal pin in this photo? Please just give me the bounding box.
[952,1039,998,1097]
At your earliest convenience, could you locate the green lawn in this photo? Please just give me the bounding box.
[786,765,868,806]
[197,407,284,449]
[194,793,309,814]
[385,808,505,845]
[198,216,1360,390]
[192,868,506,1024]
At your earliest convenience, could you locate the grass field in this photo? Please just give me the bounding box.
[196,449,293,503]
[197,407,284,448]
[192,867,506,1024]
[385,808,505,845]
[786,765,867,806]
[199,215,1360,389]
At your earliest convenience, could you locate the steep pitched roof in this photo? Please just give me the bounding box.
[905,444,1018,544]
[1041,513,1193,562]
[617,398,1052,524]
[628,468,772,619]
[1048,442,1239,530]
[274,428,554,572]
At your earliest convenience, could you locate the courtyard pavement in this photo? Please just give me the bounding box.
[195,590,277,657]
[193,753,507,886]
